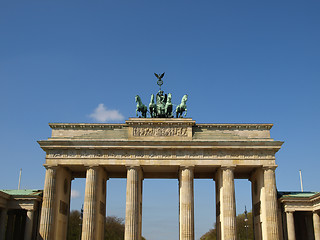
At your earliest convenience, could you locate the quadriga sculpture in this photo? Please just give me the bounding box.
[176,94,188,118]
[149,94,157,118]
[135,95,147,118]
[165,93,173,118]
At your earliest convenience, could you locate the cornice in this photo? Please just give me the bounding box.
[126,118,195,126]
[48,122,273,130]
[38,139,283,149]
[49,123,126,130]
[195,123,273,130]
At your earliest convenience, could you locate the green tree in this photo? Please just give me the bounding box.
[104,216,125,240]
[67,211,146,240]
[67,210,81,240]
[236,211,253,240]
[200,227,216,240]
[104,216,146,240]
[200,211,254,240]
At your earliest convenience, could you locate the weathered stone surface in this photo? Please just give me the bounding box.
[38,118,284,240]
[286,211,296,240]
[179,166,194,240]
[125,166,143,240]
[82,166,107,240]
[39,167,56,240]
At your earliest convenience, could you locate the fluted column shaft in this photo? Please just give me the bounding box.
[125,166,142,240]
[179,166,194,240]
[82,167,98,240]
[221,167,236,240]
[39,167,57,240]
[286,211,296,240]
[24,210,34,240]
[313,212,320,240]
[0,208,7,240]
[263,167,279,240]
[5,212,14,240]
[13,212,23,239]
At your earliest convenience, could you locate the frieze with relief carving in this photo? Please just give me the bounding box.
[47,149,275,160]
[132,127,188,137]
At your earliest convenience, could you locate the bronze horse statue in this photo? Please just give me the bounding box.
[176,94,188,118]
[135,95,147,118]
[149,94,157,118]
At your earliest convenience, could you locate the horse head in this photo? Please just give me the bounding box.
[182,94,188,103]
[135,95,140,103]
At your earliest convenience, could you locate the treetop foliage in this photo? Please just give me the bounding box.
[67,210,146,240]
[200,211,253,240]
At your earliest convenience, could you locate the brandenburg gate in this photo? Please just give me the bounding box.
[38,118,283,240]
[37,74,283,240]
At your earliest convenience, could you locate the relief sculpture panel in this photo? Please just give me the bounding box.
[132,127,188,137]
[47,149,275,160]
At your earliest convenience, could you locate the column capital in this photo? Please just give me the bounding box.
[286,210,295,214]
[180,165,195,171]
[262,165,277,171]
[86,166,108,178]
[43,164,58,170]
[220,165,236,171]
[125,165,144,180]
[84,164,100,169]
[125,165,141,170]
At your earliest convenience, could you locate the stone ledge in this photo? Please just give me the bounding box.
[195,123,273,130]
[49,123,126,130]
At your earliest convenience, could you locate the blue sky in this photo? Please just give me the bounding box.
[1,1,320,239]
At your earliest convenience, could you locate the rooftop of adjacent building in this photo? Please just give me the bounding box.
[278,191,320,199]
[0,189,43,196]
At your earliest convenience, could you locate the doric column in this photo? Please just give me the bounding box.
[313,212,320,240]
[24,210,34,240]
[286,211,296,240]
[263,166,279,240]
[39,166,57,240]
[81,166,107,240]
[0,208,7,240]
[5,211,14,240]
[221,166,237,240]
[125,166,143,240]
[179,166,194,240]
[13,211,23,240]
[82,166,98,240]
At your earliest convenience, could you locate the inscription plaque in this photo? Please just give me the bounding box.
[133,127,188,137]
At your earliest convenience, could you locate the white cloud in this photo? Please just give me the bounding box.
[89,103,124,122]
[71,190,80,199]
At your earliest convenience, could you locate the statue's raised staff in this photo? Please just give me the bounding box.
[176,94,188,118]
[135,95,147,118]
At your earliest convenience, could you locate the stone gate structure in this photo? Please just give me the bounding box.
[38,118,283,240]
